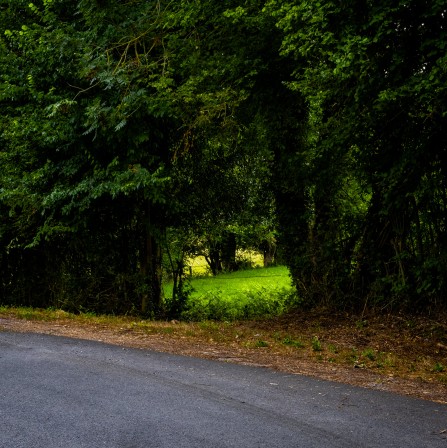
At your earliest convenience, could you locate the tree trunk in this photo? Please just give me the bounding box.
[221,232,238,272]
[140,204,162,314]
[207,248,222,276]
[261,240,276,267]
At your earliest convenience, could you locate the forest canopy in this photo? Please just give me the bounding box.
[0,0,446,316]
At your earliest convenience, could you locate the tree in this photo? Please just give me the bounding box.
[0,0,283,314]
[267,0,447,309]
[0,0,182,313]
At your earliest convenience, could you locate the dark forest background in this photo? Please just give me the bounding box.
[1,0,446,316]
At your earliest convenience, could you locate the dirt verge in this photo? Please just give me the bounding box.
[1,310,446,404]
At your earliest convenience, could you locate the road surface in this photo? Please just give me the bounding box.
[0,331,445,447]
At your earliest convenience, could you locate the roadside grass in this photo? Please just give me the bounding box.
[164,265,297,321]
[1,305,447,394]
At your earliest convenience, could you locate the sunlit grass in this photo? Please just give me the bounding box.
[189,265,292,297]
[164,265,297,321]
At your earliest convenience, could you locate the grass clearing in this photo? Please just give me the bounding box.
[164,266,297,321]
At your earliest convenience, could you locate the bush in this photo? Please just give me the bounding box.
[180,287,300,321]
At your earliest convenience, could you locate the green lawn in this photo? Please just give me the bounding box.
[188,265,292,297]
[164,266,297,321]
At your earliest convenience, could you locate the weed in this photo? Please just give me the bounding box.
[377,352,397,368]
[356,320,368,329]
[433,362,444,373]
[312,336,322,352]
[16,308,46,321]
[362,348,376,361]
[255,340,269,348]
[327,344,338,354]
[282,337,304,349]
[199,321,220,331]
[273,332,282,341]
[346,348,359,364]
[386,355,397,368]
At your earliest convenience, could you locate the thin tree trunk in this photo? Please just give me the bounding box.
[140,204,162,314]
[221,232,237,272]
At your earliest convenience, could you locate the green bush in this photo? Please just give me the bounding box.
[180,287,299,321]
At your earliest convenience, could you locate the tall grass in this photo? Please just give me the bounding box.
[164,266,299,321]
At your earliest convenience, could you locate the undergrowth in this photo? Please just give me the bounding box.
[165,266,298,321]
[181,287,298,321]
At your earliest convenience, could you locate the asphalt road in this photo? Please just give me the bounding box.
[0,331,445,448]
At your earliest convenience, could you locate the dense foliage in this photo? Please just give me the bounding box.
[268,0,447,310]
[1,0,446,315]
